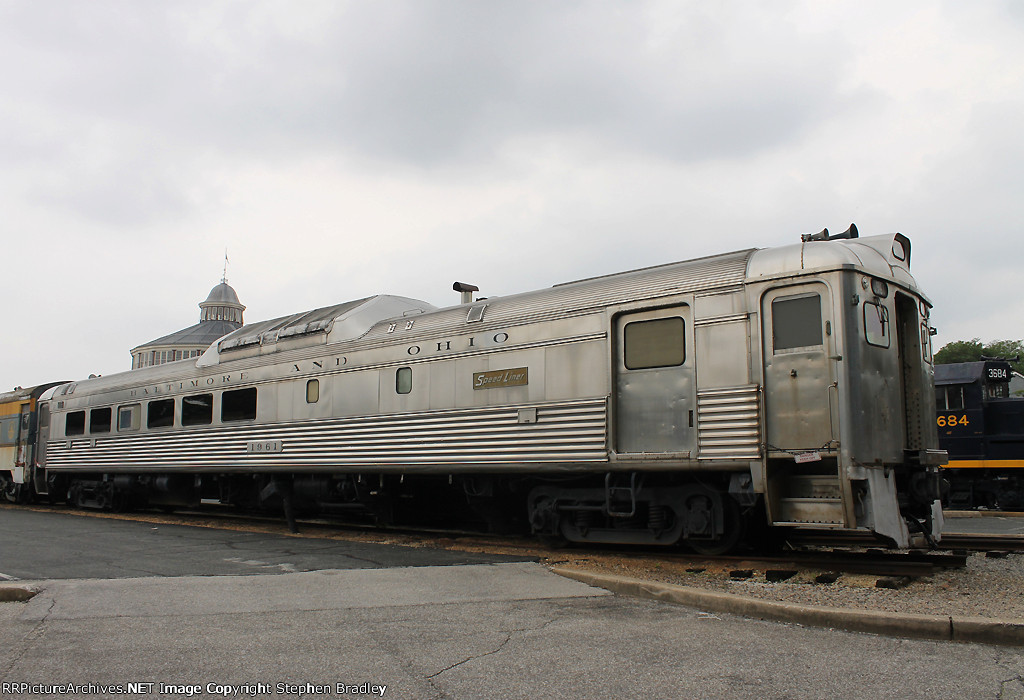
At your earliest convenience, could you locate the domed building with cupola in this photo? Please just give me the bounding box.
[130,279,246,369]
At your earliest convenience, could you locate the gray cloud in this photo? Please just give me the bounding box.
[1,1,1023,390]
[2,2,850,171]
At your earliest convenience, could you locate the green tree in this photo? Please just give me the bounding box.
[934,339,984,364]
[935,338,1024,374]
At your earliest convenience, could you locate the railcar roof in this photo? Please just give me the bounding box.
[200,295,437,366]
[40,230,929,390]
[747,233,918,293]
[207,232,924,364]
[359,248,757,343]
[0,381,69,404]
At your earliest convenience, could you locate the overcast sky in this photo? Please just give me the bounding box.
[2,1,1022,391]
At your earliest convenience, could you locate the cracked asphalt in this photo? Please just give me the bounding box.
[2,508,1023,699]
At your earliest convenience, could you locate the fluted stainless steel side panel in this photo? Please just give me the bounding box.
[697,386,761,460]
[46,398,608,473]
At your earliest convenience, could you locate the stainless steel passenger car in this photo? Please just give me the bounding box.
[30,227,945,550]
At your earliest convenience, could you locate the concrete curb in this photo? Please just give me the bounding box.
[551,566,1024,647]
[0,585,37,603]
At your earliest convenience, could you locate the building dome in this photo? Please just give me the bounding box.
[131,279,246,369]
[203,282,242,306]
[200,282,245,324]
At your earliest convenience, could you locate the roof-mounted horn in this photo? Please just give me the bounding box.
[801,223,858,242]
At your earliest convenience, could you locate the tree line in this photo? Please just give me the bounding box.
[934,339,1024,375]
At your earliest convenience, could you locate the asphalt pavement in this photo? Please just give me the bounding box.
[0,507,532,581]
[1,506,1023,699]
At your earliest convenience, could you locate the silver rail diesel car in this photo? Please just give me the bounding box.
[19,227,945,551]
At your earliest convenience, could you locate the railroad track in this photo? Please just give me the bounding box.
[6,502,1020,579]
[650,549,969,579]
[939,533,1024,551]
[785,529,1024,552]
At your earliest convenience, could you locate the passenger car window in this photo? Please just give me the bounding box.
[118,404,140,431]
[147,399,175,429]
[396,367,413,394]
[624,317,685,370]
[1,417,16,445]
[66,411,86,436]
[222,388,257,422]
[772,294,822,351]
[182,393,213,426]
[90,407,112,434]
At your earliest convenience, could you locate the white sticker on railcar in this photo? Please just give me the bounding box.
[794,451,821,464]
[247,440,283,454]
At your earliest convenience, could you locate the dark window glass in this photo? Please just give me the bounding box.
[182,393,213,426]
[222,388,257,422]
[624,317,685,370]
[147,399,175,429]
[306,379,320,404]
[396,367,413,394]
[987,383,1009,400]
[66,411,86,436]
[90,407,112,434]
[772,295,823,351]
[946,386,964,411]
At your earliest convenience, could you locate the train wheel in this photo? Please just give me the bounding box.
[687,496,744,556]
[2,477,28,504]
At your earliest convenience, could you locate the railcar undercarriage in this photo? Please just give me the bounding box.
[42,470,759,553]
[944,470,1024,511]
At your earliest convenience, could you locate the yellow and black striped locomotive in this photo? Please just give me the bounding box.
[937,359,1024,509]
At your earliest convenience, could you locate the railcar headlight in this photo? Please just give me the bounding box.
[870,278,889,298]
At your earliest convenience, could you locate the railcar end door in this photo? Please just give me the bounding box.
[614,306,695,455]
[14,403,31,482]
[761,284,836,453]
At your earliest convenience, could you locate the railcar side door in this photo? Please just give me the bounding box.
[614,305,695,455]
[761,284,836,453]
[32,402,52,495]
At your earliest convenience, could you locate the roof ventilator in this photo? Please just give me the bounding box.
[453,281,479,305]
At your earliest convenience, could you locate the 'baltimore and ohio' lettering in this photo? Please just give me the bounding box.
[292,332,511,370]
[131,374,249,397]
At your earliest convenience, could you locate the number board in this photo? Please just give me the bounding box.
[987,366,1009,381]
